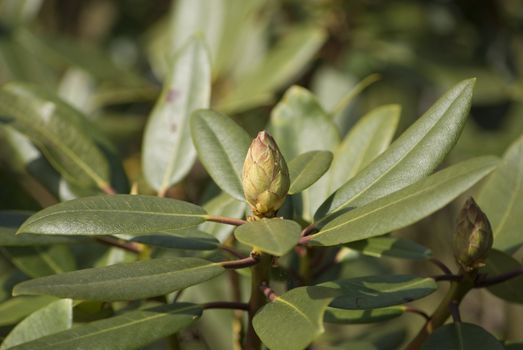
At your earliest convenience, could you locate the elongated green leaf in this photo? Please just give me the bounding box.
[3,245,76,278]
[270,86,340,220]
[324,306,404,324]
[346,237,432,260]
[483,249,523,304]
[316,79,476,219]
[310,157,498,246]
[199,192,246,242]
[253,286,335,350]
[13,257,224,301]
[234,219,300,256]
[1,299,72,350]
[478,135,523,253]
[143,37,211,194]
[0,296,57,326]
[118,229,219,250]
[17,195,207,236]
[288,151,333,195]
[190,110,251,200]
[328,105,400,193]
[217,26,326,113]
[0,83,110,190]
[322,275,436,310]
[421,323,504,350]
[0,212,81,246]
[8,303,201,350]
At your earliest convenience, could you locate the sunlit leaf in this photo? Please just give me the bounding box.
[316,79,476,219]
[0,299,72,350]
[310,157,498,246]
[191,110,251,200]
[143,37,211,194]
[17,195,207,236]
[234,218,301,256]
[8,303,201,350]
[478,135,523,253]
[13,257,224,301]
[288,151,333,195]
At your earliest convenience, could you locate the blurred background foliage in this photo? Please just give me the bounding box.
[1,0,523,349]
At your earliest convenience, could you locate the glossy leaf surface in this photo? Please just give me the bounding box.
[13,257,224,301]
[234,219,301,256]
[310,157,498,246]
[191,110,251,200]
[328,104,400,193]
[288,151,333,195]
[8,303,201,350]
[0,299,72,350]
[316,79,476,219]
[478,135,523,253]
[0,82,110,189]
[142,37,211,194]
[17,195,207,236]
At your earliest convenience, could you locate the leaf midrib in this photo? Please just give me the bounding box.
[25,304,199,349]
[314,161,491,240]
[332,84,468,213]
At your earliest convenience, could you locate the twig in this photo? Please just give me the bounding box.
[220,245,247,259]
[260,282,278,302]
[203,301,250,311]
[95,236,143,254]
[221,255,260,269]
[100,183,117,195]
[404,306,430,322]
[300,223,317,238]
[474,266,523,287]
[432,274,463,282]
[298,234,313,245]
[449,300,462,323]
[206,215,247,226]
[429,258,453,275]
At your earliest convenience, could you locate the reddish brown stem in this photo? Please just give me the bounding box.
[206,215,247,226]
[95,236,143,254]
[221,256,259,269]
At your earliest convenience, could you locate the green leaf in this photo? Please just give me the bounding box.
[324,306,404,324]
[421,323,504,350]
[321,275,437,310]
[190,110,251,200]
[234,219,301,256]
[8,303,201,350]
[142,37,211,194]
[2,245,76,278]
[269,86,339,162]
[0,299,72,350]
[0,296,57,327]
[346,237,432,260]
[199,192,247,242]
[483,249,523,304]
[0,212,81,246]
[13,257,224,301]
[309,156,498,246]
[328,105,400,193]
[253,286,334,350]
[0,82,111,190]
[316,79,476,219]
[118,229,219,251]
[217,26,326,113]
[17,195,207,236]
[288,151,333,195]
[269,86,340,220]
[478,135,523,253]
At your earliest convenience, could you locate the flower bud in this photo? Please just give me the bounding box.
[242,131,290,217]
[453,197,493,271]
